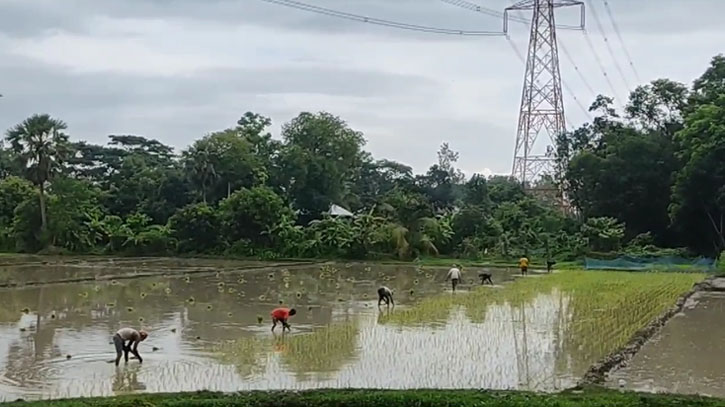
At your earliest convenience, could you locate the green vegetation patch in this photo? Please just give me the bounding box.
[4,389,725,407]
[381,271,704,373]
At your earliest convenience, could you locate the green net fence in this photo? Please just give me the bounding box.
[584,255,717,272]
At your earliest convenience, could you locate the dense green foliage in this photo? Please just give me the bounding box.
[1,56,724,260]
[3,389,724,407]
[557,55,725,256]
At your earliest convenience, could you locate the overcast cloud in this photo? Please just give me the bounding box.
[0,0,722,175]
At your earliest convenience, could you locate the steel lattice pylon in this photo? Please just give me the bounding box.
[505,0,583,186]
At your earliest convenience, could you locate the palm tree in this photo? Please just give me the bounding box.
[184,143,217,203]
[5,114,69,232]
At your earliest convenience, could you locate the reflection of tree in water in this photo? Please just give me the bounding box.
[215,336,268,378]
[280,321,359,381]
[215,320,360,381]
[112,365,146,394]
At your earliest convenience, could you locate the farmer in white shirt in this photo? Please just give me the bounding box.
[446,265,463,292]
[113,327,148,366]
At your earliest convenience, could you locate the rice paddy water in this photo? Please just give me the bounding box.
[0,258,704,400]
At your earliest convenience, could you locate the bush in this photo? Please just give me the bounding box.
[169,203,222,253]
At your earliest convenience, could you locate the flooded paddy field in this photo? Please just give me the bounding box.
[0,259,703,401]
[607,291,725,398]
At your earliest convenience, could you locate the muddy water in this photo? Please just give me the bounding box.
[607,292,725,398]
[0,261,573,400]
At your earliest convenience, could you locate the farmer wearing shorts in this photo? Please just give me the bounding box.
[113,327,148,366]
[446,265,462,292]
[271,307,296,332]
[519,256,529,275]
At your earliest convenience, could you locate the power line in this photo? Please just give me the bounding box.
[558,39,596,98]
[256,0,504,36]
[600,0,641,82]
[581,29,623,107]
[440,0,583,30]
[585,0,631,92]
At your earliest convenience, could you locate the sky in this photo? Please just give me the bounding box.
[0,0,722,176]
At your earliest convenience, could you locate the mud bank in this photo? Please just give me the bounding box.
[580,276,720,385]
[0,261,317,288]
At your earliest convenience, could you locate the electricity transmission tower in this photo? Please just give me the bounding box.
[505,0,584,188]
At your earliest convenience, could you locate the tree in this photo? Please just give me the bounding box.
[670,96,725,254]
[581,217,625,252]
[625,79,688,135]
[0,176,35,249]
[5,114,70,233]
[169,203,222,253]
[218,186,293,246]
[278,112,366,219]
[0,176,35,227]
[689,54,725,107]
[464,174,491,208]
[183,129,265,204]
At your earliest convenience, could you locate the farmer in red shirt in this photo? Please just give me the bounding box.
[271,307,297,332]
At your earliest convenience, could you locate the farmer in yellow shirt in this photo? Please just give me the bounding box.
[518,255,529,275]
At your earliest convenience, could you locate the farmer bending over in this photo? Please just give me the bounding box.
[271,307,296,332]
[377,286,394,307]
[113,327,148,366]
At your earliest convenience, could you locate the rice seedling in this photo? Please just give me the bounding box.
[280,321,359,376]
[50,314,56,319]
[93,285,101,292]
[227,312,233,317]
[106,302,115,307]
[218,287,225,293]
[164,287,172,294]
[381,270,704,373]
[66,354,72,360]
[184,276,191,283]
[19,327,26,332]
[138,317,144,323]
[238,291,246,297]
[126,307,134,313]
[206,304,214,311]
[187,296,195,304]
[217,282,225,288]
[140,292,147,299]
[259,295,266,301]
[171,328,177,333]
[111,280,119,285]
[413,279,419,285]
[214,335,267,377]
[237,278,247,284]
[268,273,275,280]
[228,287,236,294]
[279,300,284,304]
[21,307,30,313]
[296,292,302,299]
[256,315,264,323]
